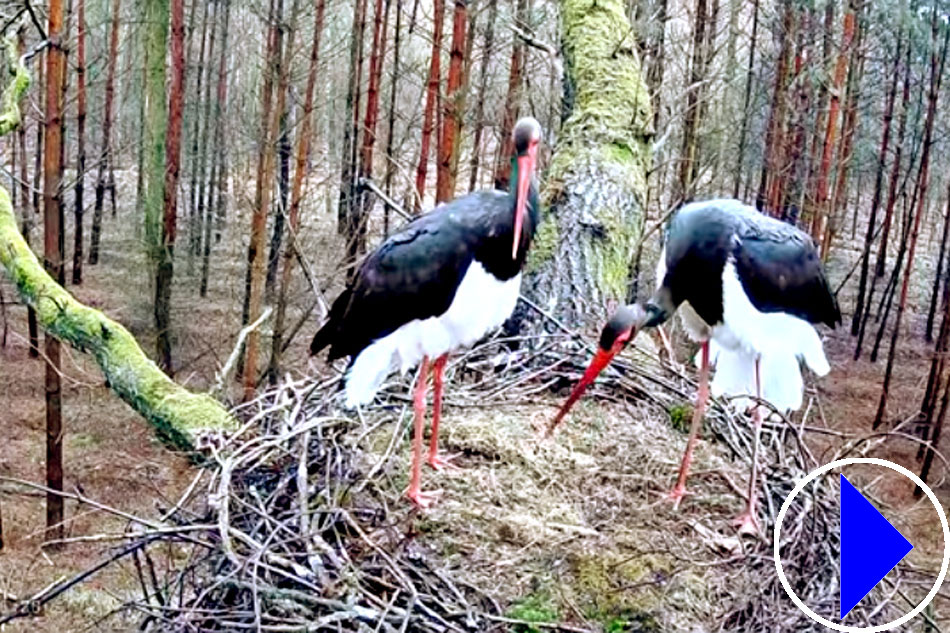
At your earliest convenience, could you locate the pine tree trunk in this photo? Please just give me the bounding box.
[732,0,758,198]
[265,0,300,300]
[71,0,86,285]
[675,0,707,204]
[493,0,527,190]
[874,13,948,429]
[804,0,834,218]
[16,31,38,357]
[32,53,43,220]
[43,0,66,546]
[875,26,913,279]
[155,0,185,374]
[467,0,497,192]
[38,7,66,545]
[523,0,652,325]
[143,0,169,315]
[852,27,902,338]
[413,0,445,209]
[918,367,949,491]
[811,1,855,252]
[383,0,403,228]
[755,0,793,215]
[243,0,283,401]
[926,189,950,342]
[824,21,864,258]
[338,0,368,266]
[646,0,668,134]
[436,0,467,203]
[89,0,120,265]
[202,0,231,294]
[270,0,326,384]
[359,0,388,208]
[186,0,211,271]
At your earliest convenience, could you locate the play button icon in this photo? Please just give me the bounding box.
[775,457,950,632]
[839,475,913,619]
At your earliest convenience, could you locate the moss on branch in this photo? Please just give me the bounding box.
[0,32,238,452]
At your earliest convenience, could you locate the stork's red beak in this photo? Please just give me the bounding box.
[546,328,635,437]
[512,146,536,260]
[545,348,617,437]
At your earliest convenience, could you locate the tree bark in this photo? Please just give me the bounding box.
[16,30,38,357]
[89,0,120,265]
[155,0,186,374]
[269,0,327,384]
[243,0,283,401]
[43,0,67,544]
[202,0,232,295]
[523,0,652,325]
[413,0,445,209]
[926,189,950,342]
[675,0,707,204]
[338,0,369,269]
[732,0,758,198]
[811,1,856,252]
[71,0,86,285]
[467,0,497,192]
[755,0,793,214]
[824,17,864,258]
[265,0,300,300]
[187,0,211,270]
[436,0,467,203]
[493,0,526,190]
[383,0,403,229]
[358,0,388,212]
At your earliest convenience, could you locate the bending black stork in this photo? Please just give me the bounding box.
[547,199,840,533]
[311,117,543,508]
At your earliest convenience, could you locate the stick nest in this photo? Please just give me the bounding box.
[62,334,938,631]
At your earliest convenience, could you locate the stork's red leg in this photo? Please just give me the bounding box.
[734,357,763,535]
[427,354,457,470]
[406,356,440,508]
[667,340,710,508]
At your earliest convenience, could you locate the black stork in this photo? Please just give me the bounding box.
[546,198,840,533]
[311,117,543,508]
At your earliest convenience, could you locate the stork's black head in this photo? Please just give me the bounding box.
[598,304,644,351]
[547,304,652,437]
[513,117,542,157]
[510,117,542,259]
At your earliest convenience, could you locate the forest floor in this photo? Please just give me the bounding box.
[0,176,948,631]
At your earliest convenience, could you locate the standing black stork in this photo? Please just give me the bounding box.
[546,198,840,533]
[310,117,543,509]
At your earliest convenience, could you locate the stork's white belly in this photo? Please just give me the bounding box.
[344,260,522,407]
[685,260,830,413]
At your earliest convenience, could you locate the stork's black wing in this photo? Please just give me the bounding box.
[311,191,510,360]
[661,199,840,329]
[731,210,841,328]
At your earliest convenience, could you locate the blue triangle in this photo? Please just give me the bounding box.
[840,474,913,619]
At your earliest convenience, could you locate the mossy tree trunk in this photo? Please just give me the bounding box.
[523,0,652,326]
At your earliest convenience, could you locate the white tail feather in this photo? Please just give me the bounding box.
[345,338,398,408]
[702,317,829,413]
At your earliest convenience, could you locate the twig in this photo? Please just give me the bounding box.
[211,306,273,397]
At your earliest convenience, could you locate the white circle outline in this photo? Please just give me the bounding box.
[773,457,950,632]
